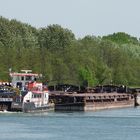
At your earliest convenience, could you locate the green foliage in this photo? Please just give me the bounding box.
[102,32,139,45]
[79,66,95,87]
[0,16,139,86]
[38,24,75,50]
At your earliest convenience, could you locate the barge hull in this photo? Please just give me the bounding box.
[55,101,134,111]
[84,101,134,111]
[53,92,135,111]
[55,103,85,111]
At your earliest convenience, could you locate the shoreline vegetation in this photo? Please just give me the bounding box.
[0,16,139,87]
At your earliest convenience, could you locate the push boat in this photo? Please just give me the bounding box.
[0,70,53,112]
[22,82,51,113]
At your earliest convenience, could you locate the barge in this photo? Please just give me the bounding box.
[0,85,17,111]
[50,85,135,111]
[133,88,140,106]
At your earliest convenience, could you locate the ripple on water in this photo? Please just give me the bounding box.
[0,107,140,140]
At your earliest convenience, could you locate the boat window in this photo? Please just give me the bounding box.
[16,76,20,81]
[32,93,42,98]
[26,76,32,81]
[21,76,24,81]
[34,94,36,98]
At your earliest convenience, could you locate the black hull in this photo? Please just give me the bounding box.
[23,102,54,113]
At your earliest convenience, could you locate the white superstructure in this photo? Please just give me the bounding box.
[10,70,39,90]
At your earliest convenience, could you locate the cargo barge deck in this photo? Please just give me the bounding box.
[50,92,134,111]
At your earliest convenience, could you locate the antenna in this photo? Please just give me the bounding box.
[21,70,32,73]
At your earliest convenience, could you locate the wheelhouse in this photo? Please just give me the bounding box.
[10,70,39,90]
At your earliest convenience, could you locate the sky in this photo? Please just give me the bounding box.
[0,0,140,38]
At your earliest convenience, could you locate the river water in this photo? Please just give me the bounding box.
[1,107,140,140]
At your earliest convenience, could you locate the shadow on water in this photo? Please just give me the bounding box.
[1,107,140,118]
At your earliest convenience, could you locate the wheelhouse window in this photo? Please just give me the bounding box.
[26,76,32,81]
[32,93,41,98]
[16,76,20,81]
[21,76,24,81]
